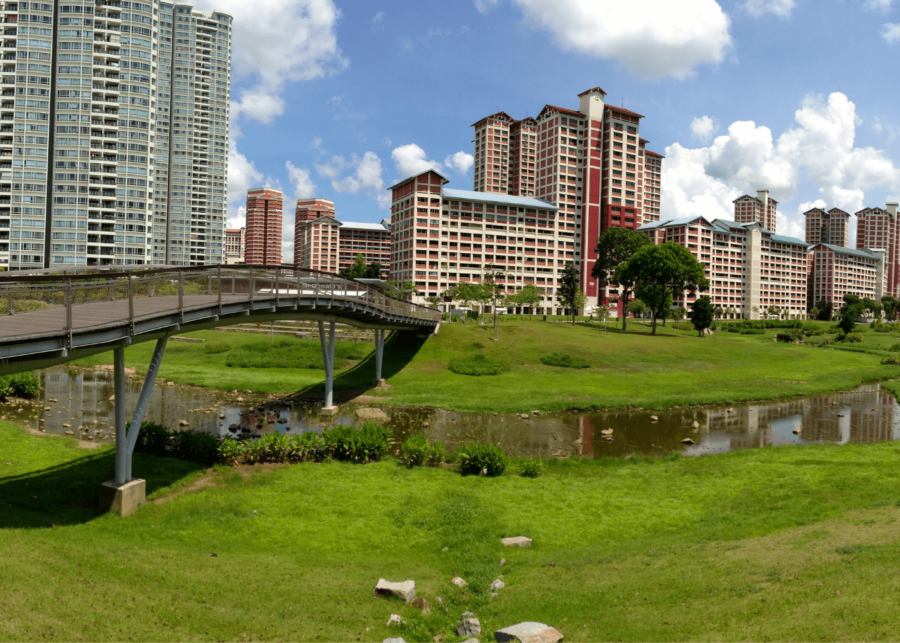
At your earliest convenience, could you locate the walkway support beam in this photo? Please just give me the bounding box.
[114,345,127,485]
[124,336,168,481]
[374,329,385,382]
[318,320,336,411]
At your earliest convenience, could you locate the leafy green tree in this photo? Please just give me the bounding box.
[340,254,368,279]
[809,306,819,321]
[425,295,442,309]
[574,289,587,324]
[625,243,709,335]
[385,279,418,300]
[862,297,883,321]
[592,227,652,332]
[365,261,383,279]
[629,298,647,320]
[517,284,545,321]
[481,270,507,336]
[815,299,834,321]
[882,295,899,321]
[690,295,715,337]
[634,284,672,329]
[558,262,581,325]
[838,294,865,335]
[446,282,480,323]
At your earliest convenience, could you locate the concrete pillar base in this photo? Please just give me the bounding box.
[371,379,387,389]
[319,406,339,417]
[99,478,146,517]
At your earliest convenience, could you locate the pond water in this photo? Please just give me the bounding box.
[9,367,900,459]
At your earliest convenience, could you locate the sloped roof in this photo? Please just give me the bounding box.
[387,168,451,191]
[442,188,558,210]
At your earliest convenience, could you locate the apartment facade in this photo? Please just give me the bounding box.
[390,169,573,312]
[855,203,899,297]
[224,226,243,264]
[803,207,850,247]
[733,191,778,232]
[470,87,665,303]
[0,0,231,271]
[295,197,335,225]
[638,216,810,319]
[809,243,886,310]
[243,188,281,266]
[293,215,390,276]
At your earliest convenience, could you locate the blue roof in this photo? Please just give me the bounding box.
[442,188,558,211]
[770,233,809,246]
[818,243,882,259]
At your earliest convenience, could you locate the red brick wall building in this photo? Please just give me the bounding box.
[855,203,899,297]
[244,188,283,266]
[733,191,778,232]
[294,215,391,277]
[803,207,850,247]
[295,198,336,225]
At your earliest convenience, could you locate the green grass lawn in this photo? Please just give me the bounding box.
[5,422,900,641]
[71,321,900,413]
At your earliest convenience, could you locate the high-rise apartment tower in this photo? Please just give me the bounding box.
[733,190,778,232]
[244,188,282,266]
[0,0,231,271]
[803,207,850,247]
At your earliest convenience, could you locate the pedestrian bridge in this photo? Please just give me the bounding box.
[0,265,439,510]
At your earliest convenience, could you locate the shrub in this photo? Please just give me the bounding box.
[838,332,864,343]
[803,327,825,337]
[740,329,766,335]
[720,320,802,331]
[0,371,41,400]
[218,437,245,466]
[540,352,591,369]
[133,421,173,457]
[881,356,900,365]
[776,329,804,343]
[325,421,392,463]
[449,354,509,376]
[671,322,694,331]
[890,342,900,352]
[519,458,544,478]
[133,421,220,465]
[401,434,445,468]
[456,443,507,477]
[820,337,832,347]
[875,325,892,333]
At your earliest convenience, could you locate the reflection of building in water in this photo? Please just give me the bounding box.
[577,416,594,457]
[849,392,897,444]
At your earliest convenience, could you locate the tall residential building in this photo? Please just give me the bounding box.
[244,188,282,266]
[470,87,666,303]
[224,227,244,264]
[809,244,886,310]
[855,202,899,297]
[0,0,231,271]
[638,216,810,319]
[389,169,569,312]
[803,207,851,247]
[294,215,390,276]
[295,198,335,225]
[733,190,778,232]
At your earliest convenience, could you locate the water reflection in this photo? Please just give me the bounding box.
[11,368,900,459]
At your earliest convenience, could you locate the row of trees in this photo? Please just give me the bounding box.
[811,294,900,322]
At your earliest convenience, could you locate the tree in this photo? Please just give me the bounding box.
[385,280,418,300]
[882,295,899,321]
[365,261,383,279]
[574,289,587,325]
[713,305,724,320]
[340,253,368,279]
[624,243,709,335]
[517,284,545,322]
[862,297,883,321]
[425,295,442,309]
[634,284,672,331]
[814,299,833,321]
[446,282,480,323]
[595,304,611,332]
[481,270,507,338]
[592,227,652,333]
[809,306,819,321]
[690,295,715,337]
[629,298,647,321]
[558,262,581,325]
[838,294,865,335]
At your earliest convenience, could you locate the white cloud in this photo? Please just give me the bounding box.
[228,205,247,230]
[286,161,317,200]
[445,151,475,175]
[371,11,385,31]
[316,152,390,209]
[691,116,718,142]
[662,93,900,237]
[193,0,348,124]
[474,0,500,13]
[499,0,732,79]
[865,0,893,11]
[743,0,795,17]
[882,23,900,42]
[227,140,263,227]
[392,144,444,178]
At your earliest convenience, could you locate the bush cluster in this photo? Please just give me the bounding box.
[838,332,864,343]
[540,352,591,369]
[881,356,900,365]
[0,372,40,400]
[448,353,509,376]
[456,443,508,477]
[218,422,391,466]
[519,458,544,478]
[739,329,766,335]
[134,421,220,466]
[721,320,803,331]
[400,434,445,468]
[776,329,804,343]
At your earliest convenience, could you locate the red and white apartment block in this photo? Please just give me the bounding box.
[389,170,569,312]
[855,203,900,297]
[809,244,886,310]
[471,87,665,308]
[803,207,850,247]
[224,227,245,264]
[733,190,779,232]
[243,188,283,266]
[293,198,391,276]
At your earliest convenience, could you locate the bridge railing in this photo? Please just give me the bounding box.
[0,265,438,344]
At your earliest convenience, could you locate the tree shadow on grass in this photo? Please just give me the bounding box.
[0,449,205,529]
[294,331,428,396]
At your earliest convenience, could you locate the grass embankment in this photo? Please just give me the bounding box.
[72,321,900,413]
[5,422,900,641]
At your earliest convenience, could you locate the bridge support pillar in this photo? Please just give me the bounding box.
[373,329,386,387]
[318,321,337,414]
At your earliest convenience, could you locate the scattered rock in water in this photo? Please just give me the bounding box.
[386,614,405,627]
[64,430,73,436]
[490,579,506,591]
[237,397,244,403]
[681,438,695,445]
[727,408,734,413]
[600,429,613,436]
[793,428,801,434]
[410,597,431,615]
[452,576,468,588]
[373,579,416,603]
[356,407,389,422]
[457,613,481,638]
[692,421,700,429]
[108,395,115,401]
[520,414,529,420]
[43,407,50,411]
[179,420,189,427]
[501,536,532,548]
[219,414,226,419]
[62,423,71,428]
[650,415,659,422]
[167,382,175,387]
[837,413,845,417]
[494,622,564,643]
[532,410,540,416]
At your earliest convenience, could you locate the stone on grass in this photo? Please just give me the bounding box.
[501,536,532,548]
[532,410,540,416]
[386,614,405,627]
[499,558,506,566]
[410,597,431,615]
[373,579,416,603]
[494,622,564,643]
[463,639,480,643]
[490,579,506,591]
[383,638,407,643]
[452,576,468,588]
[357,407,389,422]
[457,613,482,638]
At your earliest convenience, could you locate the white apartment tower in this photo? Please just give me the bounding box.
[0,0,231,271]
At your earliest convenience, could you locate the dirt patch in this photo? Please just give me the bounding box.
[350,395,392,404]
[153,472,218,505]
[22,425,104,449]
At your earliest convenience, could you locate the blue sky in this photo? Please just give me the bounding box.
[196,0,900,256]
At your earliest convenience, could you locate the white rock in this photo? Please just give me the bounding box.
[452,576,468,588]
[499,558,506,566]
[373,579,416,603]
[494,622,564,643]
[386,614,405,627]
[463,639,480,643]
[501,536,532,548]
[490,579,506,591]
[383,638,407,643]
[457,614,481,637]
